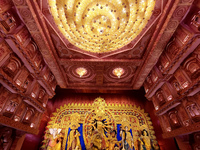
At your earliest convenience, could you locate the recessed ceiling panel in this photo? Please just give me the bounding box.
[48,0,155,53]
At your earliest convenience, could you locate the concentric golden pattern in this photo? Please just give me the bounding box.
[49,0,155,53]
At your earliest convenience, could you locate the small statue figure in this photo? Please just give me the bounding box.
[138,130,151,150]
[87,114,110,150]
[47,134,57,150]
[107,130,120,150]
[46,124,62,150]
[55,132,64,150]
[120,124,134,150]
[67,124,81,150]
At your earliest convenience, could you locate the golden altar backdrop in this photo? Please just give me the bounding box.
[42,97,159,150]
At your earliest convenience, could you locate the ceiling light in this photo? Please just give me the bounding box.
[112,67,124,78]
[76,67,87,77]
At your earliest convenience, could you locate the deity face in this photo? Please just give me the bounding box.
[125,126,128,132]
[97,115,103,121]
[143,130,147,136]
[72,125,76,130]
[111,131,116,137]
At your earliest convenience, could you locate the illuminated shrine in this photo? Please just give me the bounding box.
[42,97,158,150]
[0,0,199,150]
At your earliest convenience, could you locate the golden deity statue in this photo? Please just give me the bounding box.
[130,117,140,150]
[67,113,82,150]
[86,97,114,149]
[42,97,158,150]
[54,132,64,150]
[46,132,63,150]
[138,130,151,150]
[87,113,112,149]
[120,121,134,150]
[107,130,121,150]
[46,124,62,150]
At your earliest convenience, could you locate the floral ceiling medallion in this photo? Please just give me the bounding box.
[48,0,155,53]
[112,67,125,78]
[75,67,87,77]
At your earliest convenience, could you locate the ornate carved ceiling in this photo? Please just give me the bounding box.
[1,0,196,90]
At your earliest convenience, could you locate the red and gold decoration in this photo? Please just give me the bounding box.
[42,97,159,150]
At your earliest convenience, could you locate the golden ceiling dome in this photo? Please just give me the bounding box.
[48,0,155,53]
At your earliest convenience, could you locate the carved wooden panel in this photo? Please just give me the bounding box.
[162,83,177,102]
[22,74,34,90]
[160,115,172,133]
[22,106,35,125]
[183,54,200,79]
[177,102,192,127]
[0,39,11,64]
[0,126,13,150]
[0,8,20,33]
[165,37,180,61]
[2,54,22,78]
[174,68,191,90]
[38,88,45,103]
[143,81,150,93]
[0,86,10,112]
[14,101,26,122]
[193,131,200,150]
[25,39,38,59]
[155,89,166,107]
[169,76,182,93]
[31,111,41,128]
[168,109,182,129]
[152,95,160,110]
[186,96,200,122]
[14,26,30,47]
[190,9,200,32]
[2,95,22,118]
[157,52,170,74]
[30,81,40,99]
[0,0,12,14]
[14,66,29,92]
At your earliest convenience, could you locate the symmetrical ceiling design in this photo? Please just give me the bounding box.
[48,0,155,53]
[9,0,195,90]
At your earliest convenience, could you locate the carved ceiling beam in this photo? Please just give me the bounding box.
[132,0,194,89]
[0,115,39,135]
[95,65,104,85]
[12,0,67,88]
[59,58,142,66]
[162,121,200,138]
[66,85,133,90]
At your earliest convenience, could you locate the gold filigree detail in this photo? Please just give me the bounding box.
[42,97,158,150]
